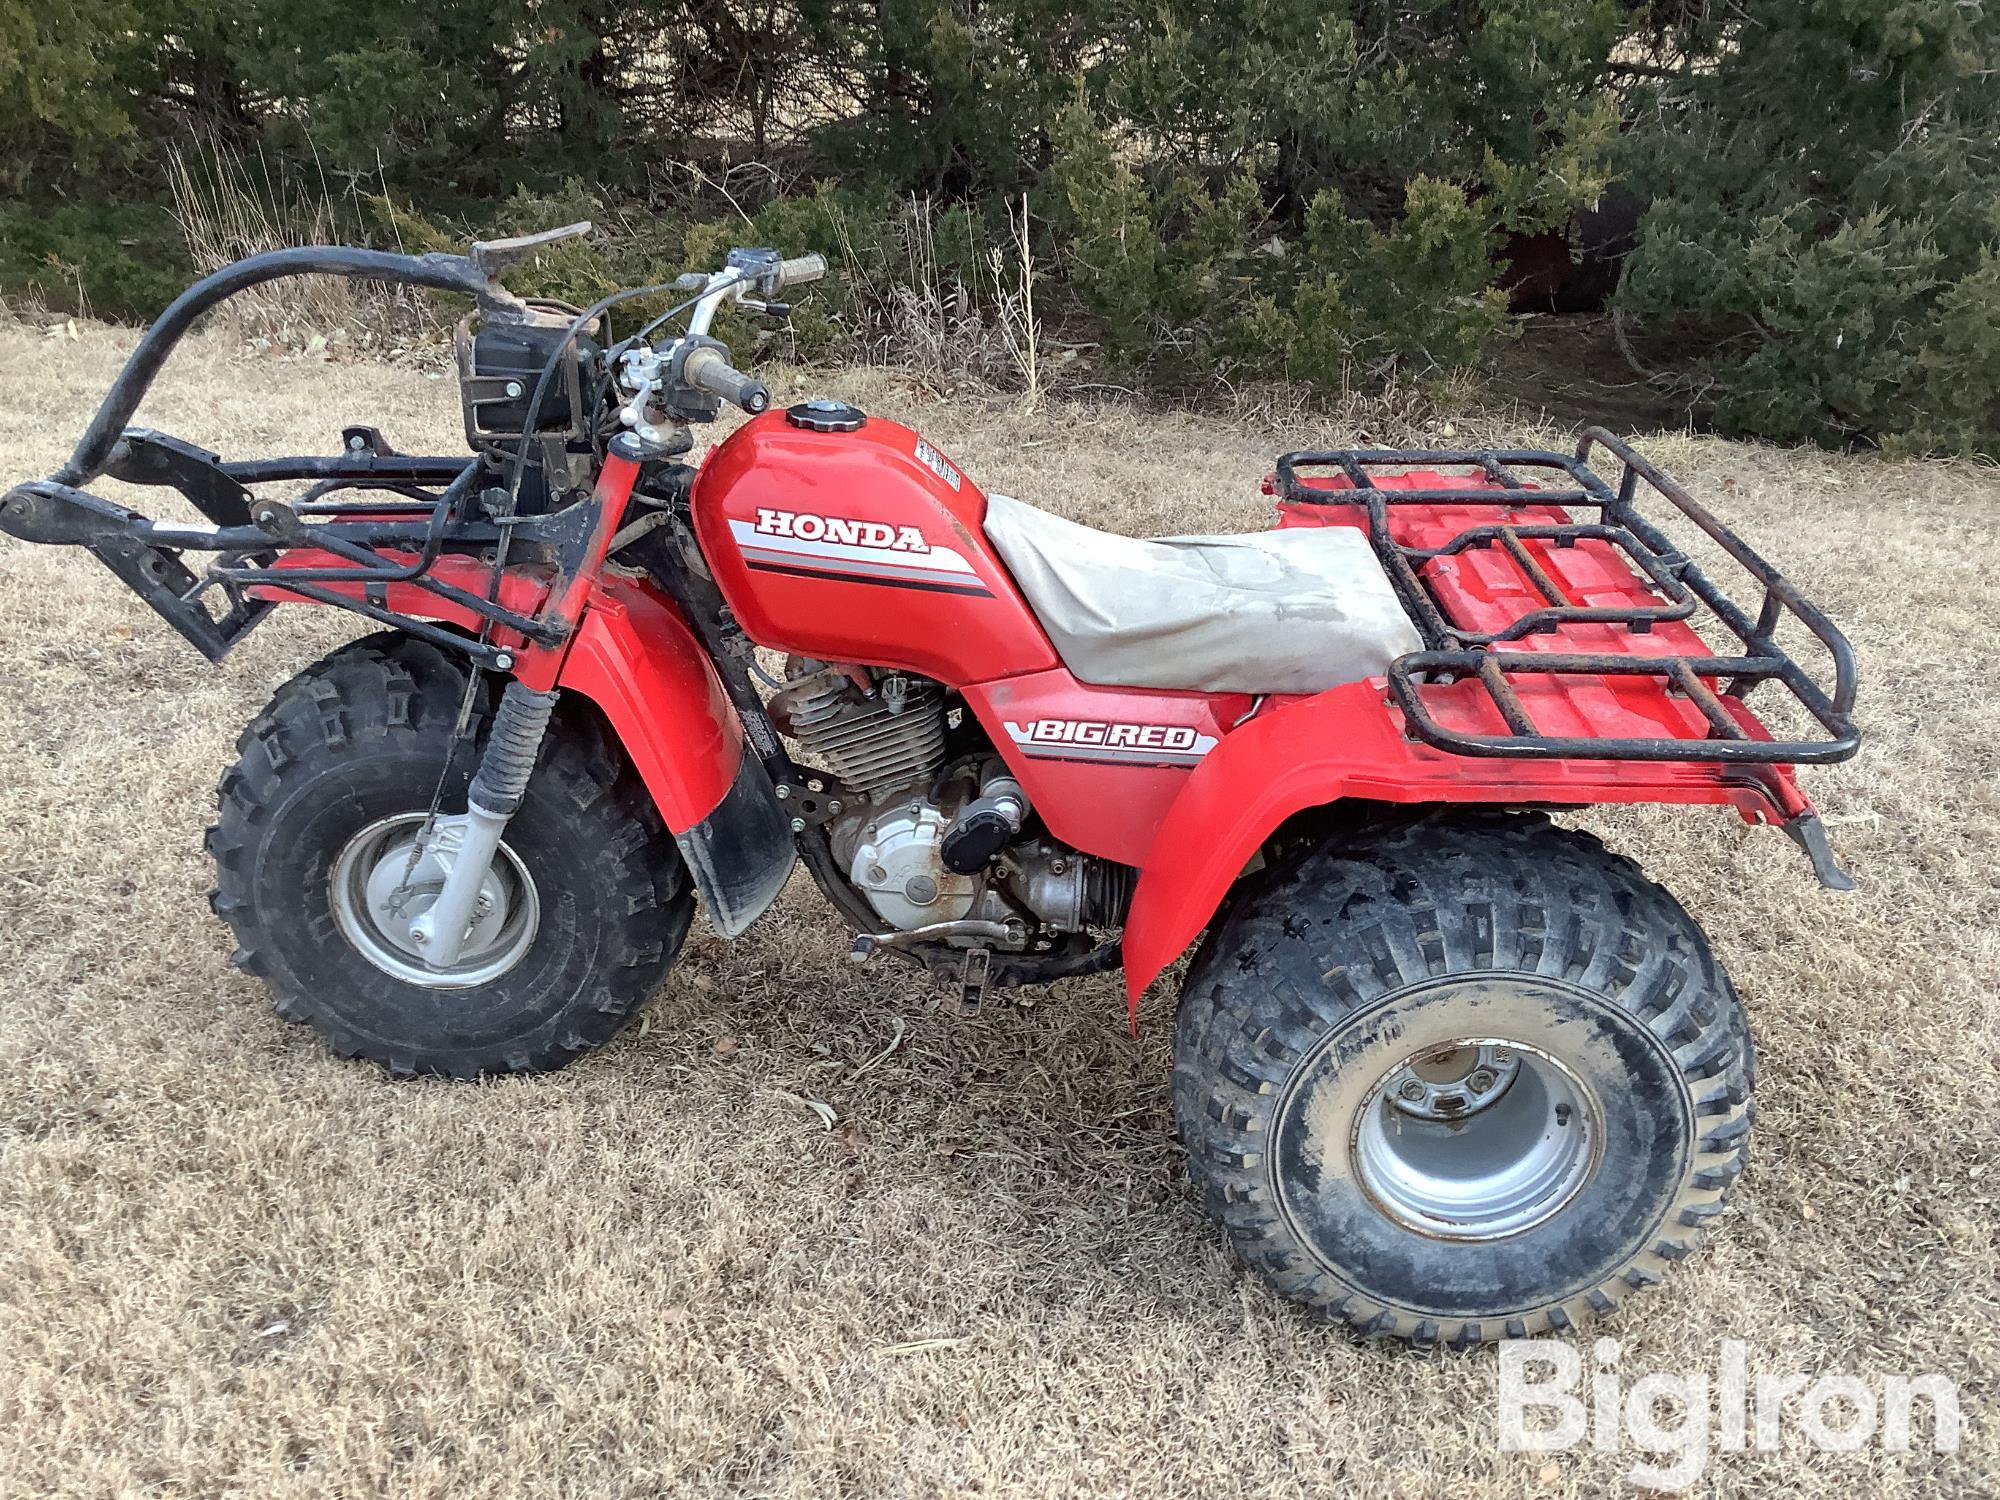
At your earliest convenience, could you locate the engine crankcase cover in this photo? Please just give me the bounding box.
[850,801,975,930]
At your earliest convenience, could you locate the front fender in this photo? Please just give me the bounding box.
[558,572,741,830]
[557,572,794,936]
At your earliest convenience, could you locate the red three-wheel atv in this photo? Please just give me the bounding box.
[2,226,1860,1345]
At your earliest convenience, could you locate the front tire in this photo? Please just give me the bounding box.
[1173,813,1753,1346]
[208,633,693,1078]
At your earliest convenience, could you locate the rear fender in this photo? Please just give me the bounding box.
[556,571,794,937]
[1120,701,1361,1018]
[1121,680,1800,1018]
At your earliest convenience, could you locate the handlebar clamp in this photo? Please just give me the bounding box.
[721,246,829,298]
[725,247,786,298]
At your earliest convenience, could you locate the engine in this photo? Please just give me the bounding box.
[768,662,1133,940]
[770,667,946,801]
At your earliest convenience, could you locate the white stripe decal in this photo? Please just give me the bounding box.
[1011,742,1209,765]
[729,518,979,576]
[738,545,982,587]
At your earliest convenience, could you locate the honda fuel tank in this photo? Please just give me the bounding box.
[689,409,1057,683]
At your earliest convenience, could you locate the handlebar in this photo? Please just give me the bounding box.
[680,346,772,415]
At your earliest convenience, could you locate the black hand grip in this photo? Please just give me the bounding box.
[681,346,772,414]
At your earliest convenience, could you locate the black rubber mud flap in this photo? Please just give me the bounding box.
[674,748,797,937]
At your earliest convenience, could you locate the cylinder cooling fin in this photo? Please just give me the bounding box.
[769,666,948,802]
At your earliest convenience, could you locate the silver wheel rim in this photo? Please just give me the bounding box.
[1350,1038,1601,1241]
[328,813,540,989]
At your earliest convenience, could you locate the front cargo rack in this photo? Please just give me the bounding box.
[0,233,618,673]
[1274,427,1859,765]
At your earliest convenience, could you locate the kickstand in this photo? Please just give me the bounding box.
[1781,811,1857,892]
[949,947,992,1017]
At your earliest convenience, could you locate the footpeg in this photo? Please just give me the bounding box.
[848,930,997,1015]
[951,947,992,1017]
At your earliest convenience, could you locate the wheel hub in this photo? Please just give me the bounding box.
[1352,1037,1601,1241]
[329,813,540,989]
[1383,1041,1523,1121]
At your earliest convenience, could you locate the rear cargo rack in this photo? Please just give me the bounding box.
[1274,427,1859,764]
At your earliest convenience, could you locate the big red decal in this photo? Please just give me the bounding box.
[1003,718,1217,767]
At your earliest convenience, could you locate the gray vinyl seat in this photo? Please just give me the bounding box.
[983,493,1424,697]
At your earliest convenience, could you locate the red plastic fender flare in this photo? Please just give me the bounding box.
[256,555,745,836]
[1120,695,1368,1016]
[1119,678,1799,1018]
[555,571,744,834]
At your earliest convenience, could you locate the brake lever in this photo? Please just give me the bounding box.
[469,222,595,278]
[740,299,792,321]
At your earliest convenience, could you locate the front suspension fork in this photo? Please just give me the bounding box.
[406,681,560,966]
[404,437,647,970]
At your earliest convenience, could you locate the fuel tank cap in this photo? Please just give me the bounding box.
[786,399,867,433]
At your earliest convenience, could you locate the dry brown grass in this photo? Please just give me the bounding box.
[1,328,1995,1498]
[163,142,444,351]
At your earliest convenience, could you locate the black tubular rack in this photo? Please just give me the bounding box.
[1273,427,1860,765]
[0,234,615,672]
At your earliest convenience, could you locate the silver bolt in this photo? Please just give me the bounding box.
[1399,1080,1425,1102]
[504,380,525,399]
[827,800,843,815]
[774,785,790,800]
[789,817,806,833]
[409,928,429,945]
[1050,859,1066,874]
[1468,1069,1496,1093]
[494,652,513,671]
[807,778,824,793]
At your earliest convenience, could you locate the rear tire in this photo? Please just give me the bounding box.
[208,633,693,1078]
[1173,812,1753,1346]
